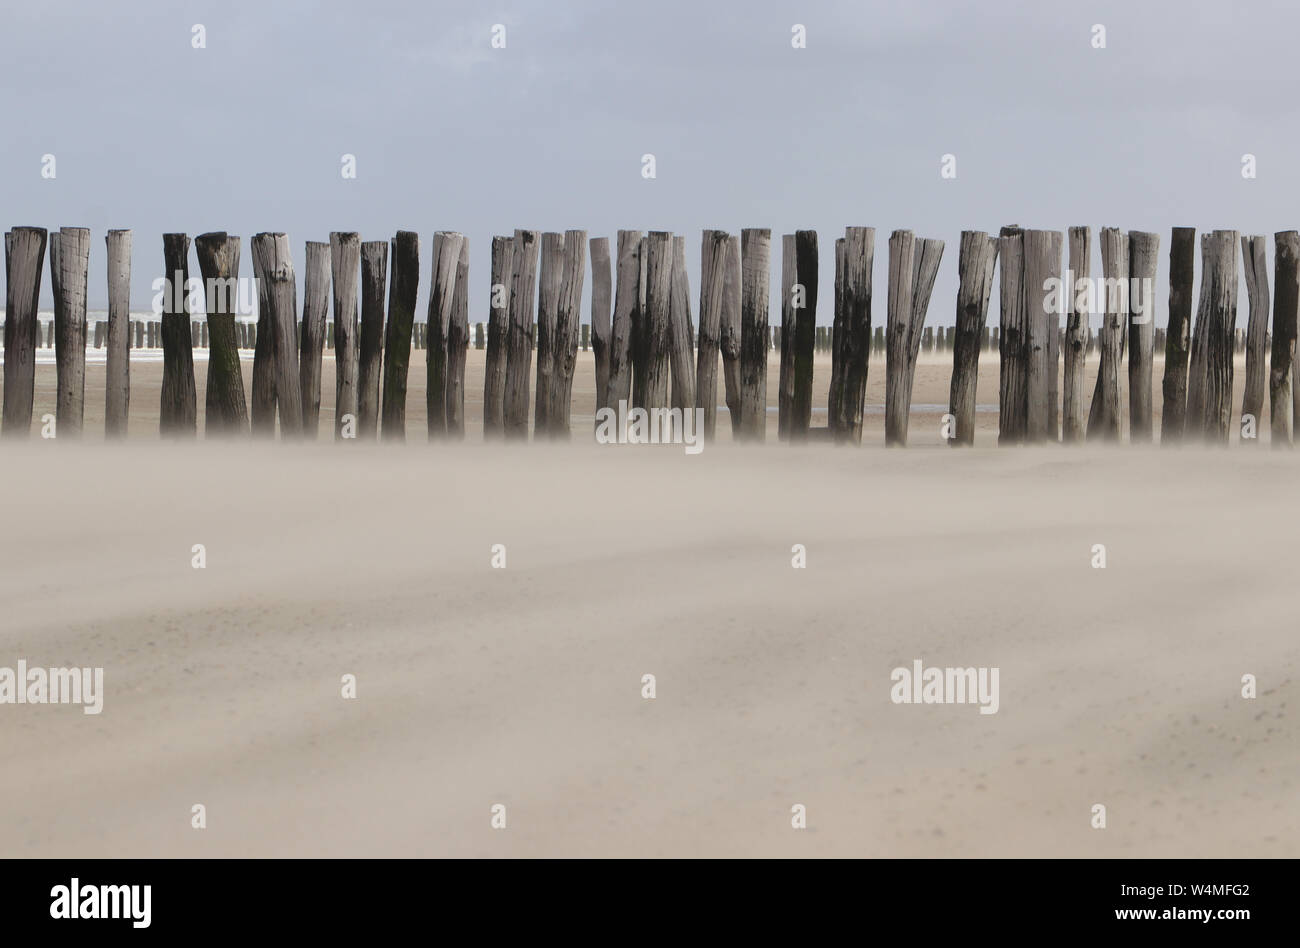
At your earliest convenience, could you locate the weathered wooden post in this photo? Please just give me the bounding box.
[1127,231,1160,443]
[504,229,540,439]
[948,231,998,446]
[446,238,471,439]
[2,228,47,438]
[426,231,464,438]
[1240,234,1269,443]
[828,237,846,433]
[194,232,248,436]
[790,230,818,440]
[590,236,612,416]
[1185,235,1213,438]
[885,231,943,446]
[631,236,650,408]
[330,232,360,439]
[1161,227,1196,444]
[1270,231,1299,446]
[298,241,330,438]
[547,229,587,435]
[738,228,771,441]
[696,230,728,439]
[483,235,513,436]
[357,240,388,439]
[640,231,674,412]
[834,227,875,443]
[534,232,565,431]
[1086,228,1128,442]
[607,230,641,413]
[161,233,198,437]
[1022,229,1062,443]
[50,227,91,439]
[720,234,743,437]
[475,322,485,349]
[996,226,1027,444]
[1062,227,1091,442]
[250,239,277,437]
[251,233,303,438]
[105,229,132,438]
[667,234,695,416]
[380,231,420,441]
[778,234,796,439]
[1194,230,1239,442]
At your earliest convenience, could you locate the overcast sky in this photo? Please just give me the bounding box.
[1,0,1295,328]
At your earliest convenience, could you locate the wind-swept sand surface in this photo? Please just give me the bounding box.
[0,439,1296,857]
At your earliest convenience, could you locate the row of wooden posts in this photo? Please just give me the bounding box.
[0,224,1290,443]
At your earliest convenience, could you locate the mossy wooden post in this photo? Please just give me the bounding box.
[778,234,796,439]
[695,230,728,440]
[1127,231,1160,443]
[51,227,91,438]
[667,235,695,416]
[738,228,771,441]
[299,241,330,438]
[381,231,420,441]
[948,231,998,446]
[504,229,540,439]
[1062,226,1091,442]
[1,228,45,438]
[1023,229,1062,443]
[105,229,132,438]
[1269,231,1299,446]
[356,240,388,440]
[790,230,818,440]
[426,231,464,438]
[483,235,513,436]
[549,229,587,435]
[251,233,303,439]
[720,234,743,437]
[1087,228,1128,442]
[1161,227,1196,444]
[194,232,248,436]
[446,238,471,439]
[589,236,612,416]
[607,230,641,412]
[534,232,565,432]
[885,231,943,446]
[1240,234,1269,443]
[641,231,674,411]
[161,233,198,438]
[996,226,1026,444]
[835,227,875,443]
[330,233,360,439]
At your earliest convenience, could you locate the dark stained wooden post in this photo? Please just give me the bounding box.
[1240,234,1269,442]
[791,230,818,440]
[632,235,650,409]
[695,230,728,440]
[738,228,771,441]
[641,231,674,411]
[948,230,998,446]
[778,234,796,439]
[105,229,132,438]
[194,232,248,436]
[330,232,360,439]
[299,241,330,438]
[997,225,1027,444]
[251,233,303,438]
[1086,228,1129,442]
[51,227,91,438]
[2,228,46,438]
[356,240,388,439]
[161,233,198,438]
[446,237,471,439]
[834,227,875,443]
[667,234,695,415]
[1270,231,1299,446]
[1062,226,1091,443]
[426,231,464,438]
[534,232,565,432]
[548,229,587,435]
[1197,230,1240,443]
[380,230,420,441]
[885,232,943,446]
[250,239,277,437]
[483,235,513,436]
[828,237,846,434]
[607,230,640,412]
[589,236,612,416]
[1022,230,1062,442]
[504,229,540,439]
[1127,231,1160,443]
[1161,227,1196,444]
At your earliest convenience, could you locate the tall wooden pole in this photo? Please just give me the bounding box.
[948,231,998,446]
[330,232,361,439]
[483,235,514,437]
[1127,231,1160,443]
[696,230,728,440]
[1240,234,1269,441]
[1062,226,1091,442]
[589,236,612,416]
[997,226,1026,444]
[1161,227,1196,444]
[547,229,586,435]
[446,237,471,439]
[1270,231,1299,446]
[504,229,540,439]
[426,231,464,438]
[607,230,640,412]
[105,229,132,438]
[194,232,248,435]
[381,231,420,441]
[161,233,198,438]
[738,228,771,441]
[51,227,91,438]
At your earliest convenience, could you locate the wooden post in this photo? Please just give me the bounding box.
[607,230,641,412]
[483,235,513,437]
[426,231,465,438]
[828,237,846,434]
[667,234,695,416]
[1192,230,1239,443]
[161,233,198,438]
[1270,231,1299,446]
[357,240,388,440]
[790,230,818,440]
[630,236,649,409]
[330,232,360,439]
[778,234,796,439]
[1240,234,1269,442]
[1062,226,1091,443]
[948,231,998,446]
[446,237,471,439]
[642,231,674,411]
[534,232,565,432]
[475,322,485,349]
[194,232,248,436]
[738,228,771,441]
[51,227,91,439]
[547,229,586,435]
[504,229,540,439]
[1185,235,1213,439]
[1161,227,1196,444]
[834,227,875,443]
[250,238,277,437]
[1127,231,1160,443]
[299,241,330,438]
[1086,228,1128,442]
[1022,229,1062,443]
[2,229,46,438]
[381,231,420,441]
[590,236,612,416]
[885,231,943,446]
[105,229,131,438]
[696,230,728,440]
[719,234,743,438]
[251,233,303,438]
[997,226,1027,444]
